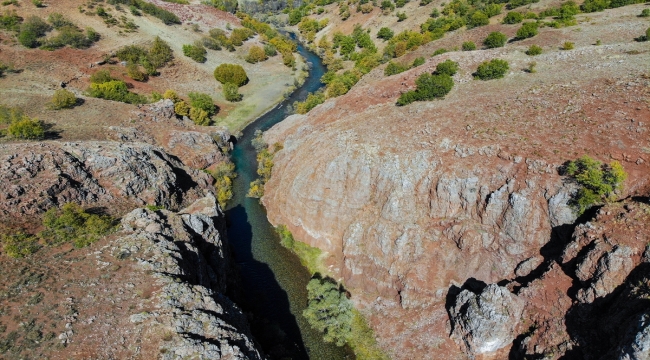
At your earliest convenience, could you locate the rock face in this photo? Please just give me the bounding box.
[0,141,214,223]
[449,284,524,356]
[117,194,263,359]
[261,34,650,358]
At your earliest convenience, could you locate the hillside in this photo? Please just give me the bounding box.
[262,0,650,358]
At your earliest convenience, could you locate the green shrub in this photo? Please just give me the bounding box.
[581,0,609,11]
[516,22,538,39]
[1,233,40,258]
[208,162,236,207]
[467,10,489,28]
[47,13,74,29]
[148,36,173,69]
[377,27,394,41]
[384,61,408,76]
[174,101,190,117]
[40,203,115,247]
[483,31,507,48]
[245,45,267,63]
[86,27,100,42]
[484,3,503,17]
[474,59,509,80]
[462,41,476,51]
[126,63,147,81]
[88,80,147,104]
[303,276,353,346]
[187,92,216,116]
[397,73,453,105]
[18,16,51,48]
[412,57,425,67]
[213,63,248,87]
[264,44,277,56]
[640,9,650,17]
[7,115,45,139]
[223,82,242,102]
[0,105,23,124]
[49,89,77,109]
[182,42,207,63]
[563,156,627,214]
[90,69,114,84]
[32,0,44,7]
[116,44,148,63]
[397,12,408,21]
[503,11,524,24]
[526,44,543,55]
[275,225,323,274]
[294,91,325,114]
[435,59,459,76]
[163,89,180,103]
[562,41,574,50]
[189,107,210,125]
[646,27,650,41]
[41,25,93,50]
[0,10,22,32]
[432,48,448,56]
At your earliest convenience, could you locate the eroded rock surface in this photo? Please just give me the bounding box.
[0,141,214,222]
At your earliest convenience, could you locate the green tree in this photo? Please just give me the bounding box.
[563,156,627,214]
[245,45,267,63]
[187,92,216,116]
[516,22,538,39]
[49,89,77,109]
[503,11,524,24]
[467,10,489,28]
[182,42,207,63]
[474,59,509,80]
[41,203,114,247]
[7,116,45,139]
[435,59,459,76]
[483,31,507,48]
[377,27,394,41]
[303,277,353,346]
[223,82,242,102]
[462,41,476,51]
[213,63,248,87]
[526,44,543,55]
[148,36,173,69]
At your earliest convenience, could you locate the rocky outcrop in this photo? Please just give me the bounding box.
[117,194,264,359]
[0,141,214,222]
[449,284,524,356]
[261,35,650,359]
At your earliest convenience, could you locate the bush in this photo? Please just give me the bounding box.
[18,16,51,48]
[581,0,609,12]
[1,233,40,258]
[148,36,173,69]
[163,89,180,103]
[174,101,190,116]
[432,48,448,56]
[397,12,408,21]
[483,31,507,48]
[412,57,425,67]
[182,42,207,63]
[41,25,93,50]
[377,27,394,41]
[245,45,267,63]
[264,44,277,57]
[7,116,45,139]
[0,105,24,124]
[86,27,100,42]
[126,63,147,81]
[116,44,148,63]
[474,59,509,80]
[294,91,325,114]
[303,276,354,346]
[223,82,242,102]
[0,10,22,32]
[49,89,77,109]
[516,22,538,39]
[563,156,627,214]
[526,44,543,55]
[88,80,147,104]
[48,13,74,29]
[189,107,210,125]
[435,59,459,76]
[397,73,453,105]
[640,9,650,17]
[187,92,216,116]
[90,69,114,84]
[467,10,489,28]
[503,11,524,24]
[213,63,248,87]
[562,41,574,50]
[32,0,44,7]
[384,61,408,76]
[40,203,115,247]
[462,41,476,51]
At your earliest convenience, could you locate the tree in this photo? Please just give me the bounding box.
[148,36,173,69]
[483,31,507,48]
[563,156,627,214]
[8,115,45,139]
[397,73,453,105]
[188,92,216,116]
[245,45,267,63]
[462,41,476,51]
[223,82,242,102]
[377,27,394,41]
[467,10,489,28]
[474,59,509,80]
[435,59,459,76]
[182,42,207,63]
[516,22,538,39]
[213,63,248,87]
[303,277,353,346]
[49,89,77,109]
[503,11,523,24]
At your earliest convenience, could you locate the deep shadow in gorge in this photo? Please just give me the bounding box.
[224,37,354,359]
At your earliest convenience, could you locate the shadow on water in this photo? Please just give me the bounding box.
[224,38,353,359]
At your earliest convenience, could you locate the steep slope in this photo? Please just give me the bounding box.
[262,4,650,358]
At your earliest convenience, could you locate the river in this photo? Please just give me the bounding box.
[225,41,354,359]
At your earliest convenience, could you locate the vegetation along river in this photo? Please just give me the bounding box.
[225,39,354,359]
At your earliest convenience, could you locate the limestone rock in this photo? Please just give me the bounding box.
[449,284,524,355]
